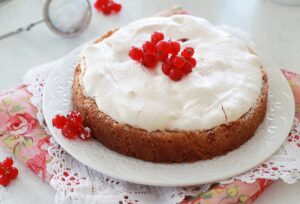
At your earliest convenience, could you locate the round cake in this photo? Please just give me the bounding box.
[72,15,268,163]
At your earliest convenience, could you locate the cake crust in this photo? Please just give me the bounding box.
[72,33,268,163]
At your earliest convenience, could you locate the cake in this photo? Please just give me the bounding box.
[72,15,268,163]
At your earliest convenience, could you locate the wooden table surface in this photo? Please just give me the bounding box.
[0,0,300,203]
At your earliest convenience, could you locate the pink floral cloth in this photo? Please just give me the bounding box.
[0,85,52,182]
[0,69,298,203]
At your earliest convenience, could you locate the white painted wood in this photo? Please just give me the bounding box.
[0,0,299,203]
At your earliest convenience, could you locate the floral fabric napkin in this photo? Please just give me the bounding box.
[0,85,52,182]
[0,69,298,203]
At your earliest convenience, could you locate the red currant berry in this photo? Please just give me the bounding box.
[142,55,157,69]
[94,1,103,11]
[162,61,173,75]
[142,41,156,55]
[102,3,113,15]
[169,69,184,81]
[172,56,186,69]
[97,0,110,5]
[151,32,164,45]
[129,46,144,61]
[79,127,92,140]
[0,174,10,187]
[3,157,13,167]
[181,47,195,59]
[182,62,192,74]
[7,167,18,180]
[52,115,68,129]
[62,124,79,139]
[155,51,168,62]
[187,57,197,68]
[156,41,171,55]
[169,41,180,55]
[67,111,83,126]
[111,2,122,13]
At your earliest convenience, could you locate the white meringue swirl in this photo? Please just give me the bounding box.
[80,15,263,131]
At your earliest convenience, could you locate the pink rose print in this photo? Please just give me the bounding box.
[6,113,37,135]
[27,152,47,180]
[27,137,51,181]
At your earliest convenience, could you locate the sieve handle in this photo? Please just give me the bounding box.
[0,19,44,41]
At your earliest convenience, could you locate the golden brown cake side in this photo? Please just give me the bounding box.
[72,64,268,163]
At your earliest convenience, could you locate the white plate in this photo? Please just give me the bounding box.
[43,55,295,187]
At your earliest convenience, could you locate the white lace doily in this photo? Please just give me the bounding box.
[23,28,300,204]
[221,119,300,185]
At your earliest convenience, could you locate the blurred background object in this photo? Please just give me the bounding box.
[272,0,300,6]
[0,0,11,4]
[0,0,92,40]
[44,0,92,37]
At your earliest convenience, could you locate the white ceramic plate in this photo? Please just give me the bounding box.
[43,55,295,187]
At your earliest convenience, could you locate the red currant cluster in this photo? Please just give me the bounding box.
[128,32,197,81]
[94,0,122,15]
[0,157,18,187]
[52,111,91,140]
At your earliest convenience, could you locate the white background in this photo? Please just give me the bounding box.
[0,0,300,203]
